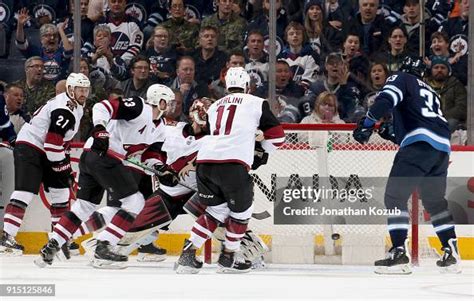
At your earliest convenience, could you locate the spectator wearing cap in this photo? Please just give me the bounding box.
[15,8,73,83]
[303,0,344,57]
[348,0,396,57]
[425,56,467,132]
[305,52,361,122]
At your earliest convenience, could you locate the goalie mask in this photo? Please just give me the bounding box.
[66,73,91,102]
[146,84,175,119]
[225,67,251,93]
[189,98,212,128]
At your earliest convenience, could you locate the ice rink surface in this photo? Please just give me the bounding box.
[1,255,473,301]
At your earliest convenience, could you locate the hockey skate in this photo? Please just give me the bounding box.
[92,240,128,269]
[374,240,412,275]
[69,241,80,256]
[0,231,24,256]
[175,239,202,274]
[436,238,462,274]
[34,239,60,268]
[217,249,252,274]
[137,242,167,262]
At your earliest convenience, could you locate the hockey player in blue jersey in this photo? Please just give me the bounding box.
[353,56,461,274]
[0,95,16,145]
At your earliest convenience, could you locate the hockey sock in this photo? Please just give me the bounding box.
[50,201,69,230]
[97,209,136,245]
[51,211,83,247]
[189,213,219,248]
[388,211,409,248]
[72,212,106,239]
[3,199,28,237]
[224,217,249,251]
[430,210,456,248]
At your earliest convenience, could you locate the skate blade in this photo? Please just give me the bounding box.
[69,249,80,256]
[217,265,251,274]
[34,257,49,268]
[0,247,23,256]
[175,264,201,274]
[136,253,166,262]
[375,264,412,275]
[92,258,127,270]
[439,264,462,274]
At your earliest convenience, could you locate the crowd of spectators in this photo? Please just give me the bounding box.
[0,0,469,143]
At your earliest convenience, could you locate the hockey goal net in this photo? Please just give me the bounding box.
[245,123,431,265]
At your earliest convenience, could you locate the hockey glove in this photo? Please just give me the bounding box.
[154,164,179,187]
[252,142,269,170]
[91,125,110,156]
[353,117,375,144]
[51,158,73,186]
[378,121,397,144]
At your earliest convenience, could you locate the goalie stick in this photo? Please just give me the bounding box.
[0,142,13,151]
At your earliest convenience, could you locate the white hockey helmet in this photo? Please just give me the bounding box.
[66,73,91,99]
[225,67,251,92]
[146,84,175,119]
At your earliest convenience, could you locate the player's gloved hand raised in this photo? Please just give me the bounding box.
[353,117,376,144]
[153,163,179,187]
[378,121,397,144]
[91,125,110,156]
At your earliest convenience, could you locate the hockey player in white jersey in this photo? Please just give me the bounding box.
[35,84,174,269]
[1,73,90,255]
[77,99,269,266]
[176,67,285,274]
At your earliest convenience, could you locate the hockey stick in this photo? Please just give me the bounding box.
[108,149,272,221]
[106,149,197,192]
[0,142,14,151]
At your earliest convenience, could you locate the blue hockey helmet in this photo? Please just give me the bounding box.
[399,56,426,78]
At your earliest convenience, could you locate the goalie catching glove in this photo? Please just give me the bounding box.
[353,116,376,144]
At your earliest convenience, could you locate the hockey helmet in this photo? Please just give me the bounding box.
[146,84,175,119]
[225,67,251,92]
[399,56,426,78]
[66,73,91,99]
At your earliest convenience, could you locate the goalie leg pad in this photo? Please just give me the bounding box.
[240,230,269,262]
[128,192,172,232]
[183,193,207,219]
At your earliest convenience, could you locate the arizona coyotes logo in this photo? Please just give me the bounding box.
[66,100,77,111]
[138,124,147,134]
